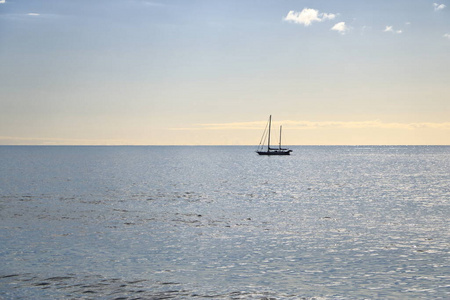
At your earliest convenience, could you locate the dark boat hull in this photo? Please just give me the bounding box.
[257,150,292,156]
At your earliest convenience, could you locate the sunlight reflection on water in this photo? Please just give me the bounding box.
[0,146,449,299]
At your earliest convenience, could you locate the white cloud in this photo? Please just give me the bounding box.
[433,3,446,11]
[0,0,5,4]
[331,22,350,34]
[444,33,450,39]
[284,8,336,26]
[322,13,336,21]
[27,13,40,16]
[384,26,402,34]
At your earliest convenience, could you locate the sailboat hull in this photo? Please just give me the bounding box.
[257,150,292,156]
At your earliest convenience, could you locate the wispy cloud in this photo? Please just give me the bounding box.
[444,33,450,39]
[331,22,350,35]
[0,0,5,4]
[27,13,40,16]
[284,8,336,26]
[170,121,450,131]
[384,26,402,34]
[141,1,165,7]
[360,25,372,35]
[282,120,450,130]
[172,121,266,131]
[433,3,446,11]
[0,136,128,145]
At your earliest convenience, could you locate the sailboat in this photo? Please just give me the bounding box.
[256,115,292,155]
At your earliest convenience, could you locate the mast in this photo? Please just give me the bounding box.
[267,115,271,151]
[279,125,282,150]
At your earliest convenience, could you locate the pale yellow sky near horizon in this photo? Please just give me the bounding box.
[2,118,450,145]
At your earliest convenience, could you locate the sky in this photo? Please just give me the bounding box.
[1,0,450,145]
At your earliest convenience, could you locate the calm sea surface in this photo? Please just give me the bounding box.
[0,146,449,299]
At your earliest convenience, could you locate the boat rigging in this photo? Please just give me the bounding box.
[256,115,292,155]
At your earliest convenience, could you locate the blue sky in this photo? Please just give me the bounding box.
[1,0,450,145]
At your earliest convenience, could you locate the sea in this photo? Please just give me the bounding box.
[0,146,449,299]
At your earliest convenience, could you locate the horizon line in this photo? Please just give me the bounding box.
[1,144,450,147]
